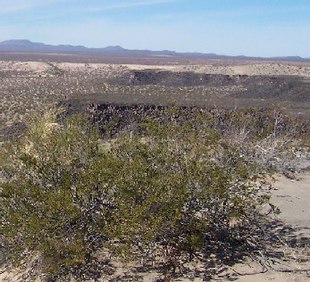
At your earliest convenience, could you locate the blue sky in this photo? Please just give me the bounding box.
[0,0,309,57]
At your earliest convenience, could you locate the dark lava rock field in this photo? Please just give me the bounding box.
[1,61,309,140]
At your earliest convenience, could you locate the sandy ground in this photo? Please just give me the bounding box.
[272,174,310,233]
[230,173,310,282]
[1,60,310,77]
[126,62,310,78]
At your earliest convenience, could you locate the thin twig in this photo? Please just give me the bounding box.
[231,267,268,276]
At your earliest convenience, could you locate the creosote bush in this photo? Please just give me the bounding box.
[0,108,284,280]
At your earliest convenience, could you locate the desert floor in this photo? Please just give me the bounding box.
[230,173,310,282]
[0,58,309,281]
[1,59,310,133]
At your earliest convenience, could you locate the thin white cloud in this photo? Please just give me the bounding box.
[86,0,177,12]
[0,0,177,14]
[0,0,62,14]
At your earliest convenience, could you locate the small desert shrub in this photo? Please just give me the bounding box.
[0,108,281,280]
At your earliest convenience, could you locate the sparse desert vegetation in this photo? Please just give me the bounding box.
[0,57,310,281]
[1,59,310,135]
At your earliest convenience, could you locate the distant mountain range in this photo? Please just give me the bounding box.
[0,39,125,52]
[0,39,309,62]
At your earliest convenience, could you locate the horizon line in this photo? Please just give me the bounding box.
[0,38,309,60]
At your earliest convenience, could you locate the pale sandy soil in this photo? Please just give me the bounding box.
[50,61,310,77]
[47,61,310,77]
[0,61,50,73]
[226,173,310,282]
[2,60,310,77]
[126,62,310,78]
[272,174,310,233]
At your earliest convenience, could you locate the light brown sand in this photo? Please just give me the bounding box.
[232,173,310,282]
[2,60,310,77]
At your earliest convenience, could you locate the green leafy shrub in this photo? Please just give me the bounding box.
[0,108,275,280]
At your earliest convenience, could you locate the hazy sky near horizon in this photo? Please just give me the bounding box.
[0,0,309,57]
